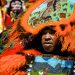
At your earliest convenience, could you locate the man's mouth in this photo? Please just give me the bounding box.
[44,42,53,46]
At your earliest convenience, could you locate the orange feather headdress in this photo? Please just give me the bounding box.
[20,0,75,55]
[7,0,75,55]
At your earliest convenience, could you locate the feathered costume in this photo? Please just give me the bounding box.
[0,0,75,75]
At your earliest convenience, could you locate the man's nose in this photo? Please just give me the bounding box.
[45,33,51,41]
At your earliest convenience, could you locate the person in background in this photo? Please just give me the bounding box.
[0,0,11,32]
[7,0,26,22]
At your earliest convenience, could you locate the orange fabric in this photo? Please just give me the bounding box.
[0,42,23,58]
[0,55,26,75]
[0,47,41,75]
[0,41,42,58]
[0,50,40,75]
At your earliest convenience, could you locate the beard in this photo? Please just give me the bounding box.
[13,8,23,16]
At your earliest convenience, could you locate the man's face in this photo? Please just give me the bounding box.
[11,1,22,12]
[41,30,57,52]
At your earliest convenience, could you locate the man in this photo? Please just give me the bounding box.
[0,25,74,75]
[32,26,62,55]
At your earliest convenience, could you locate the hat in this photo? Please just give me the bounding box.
[20,0,74,35]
